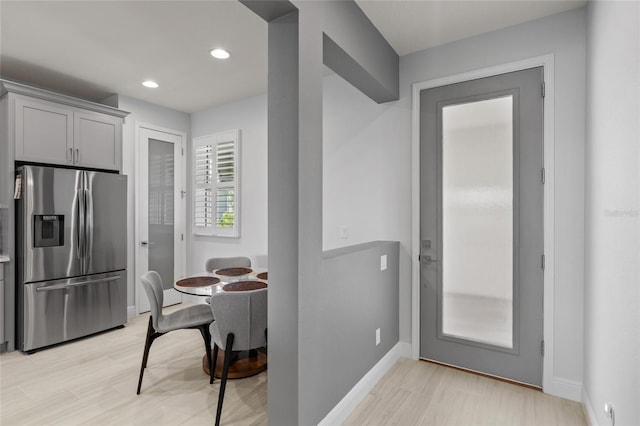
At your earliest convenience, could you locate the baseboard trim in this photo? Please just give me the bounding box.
[582,387,598,426]
[548,377,582,402]
[318,341,412,426]
[127,306,137,318]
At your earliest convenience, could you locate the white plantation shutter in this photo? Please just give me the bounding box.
[193,143,214,228]
[192,129,240,237]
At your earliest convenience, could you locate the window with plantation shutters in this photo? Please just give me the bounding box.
[192,129,240,237]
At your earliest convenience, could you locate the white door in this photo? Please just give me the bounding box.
[136,124,186,313]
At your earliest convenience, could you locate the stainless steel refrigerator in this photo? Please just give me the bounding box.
[16,165,127,352]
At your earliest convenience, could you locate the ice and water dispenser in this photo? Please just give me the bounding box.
[33,215,63,247]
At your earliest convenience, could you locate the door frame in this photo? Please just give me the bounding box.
[134,122,187,314]
[411,54,555,392]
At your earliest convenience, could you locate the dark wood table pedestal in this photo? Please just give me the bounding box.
[202,348,267,379]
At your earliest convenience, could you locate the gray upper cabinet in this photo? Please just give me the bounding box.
[73,110,122,170]
[15,96,74,165]
[3,80,128,172]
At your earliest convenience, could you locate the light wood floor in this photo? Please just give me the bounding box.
[344,357,587,426]
[0,308,267,426]
[1,307,585,425]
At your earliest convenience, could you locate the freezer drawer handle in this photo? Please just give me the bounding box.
[36,275,121,292]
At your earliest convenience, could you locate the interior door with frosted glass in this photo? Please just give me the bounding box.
[137,128,184,312]
[419,67,544,386]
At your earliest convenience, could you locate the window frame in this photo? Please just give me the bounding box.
[192,129,241,238]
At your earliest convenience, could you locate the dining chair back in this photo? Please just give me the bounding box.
[136,271,214,394]
[203,256,253,304]
[209,288,267,426]
[143,271,164,331]
[205,256,251,272]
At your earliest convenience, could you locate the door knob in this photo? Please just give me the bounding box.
[421,255,440,264]
[140,241,155,247]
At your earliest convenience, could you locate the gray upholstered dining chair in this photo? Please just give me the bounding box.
[136,271,214,394]
[209,288,267,426]
[205,256,252,272]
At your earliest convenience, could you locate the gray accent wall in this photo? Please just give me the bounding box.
[266,10,301,426]
[313,241,399,421]
[242,1,400,424]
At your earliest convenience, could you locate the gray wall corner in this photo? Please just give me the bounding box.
[240,0,297,22]
[321,1,399,103]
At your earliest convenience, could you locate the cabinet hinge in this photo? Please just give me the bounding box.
[181,147,184,156]
[541,81,546,98]
[541,340,545,356]
[181,190,186,199]
[541,168,545,184]
[541,254,545,270]
[181,233,184,241]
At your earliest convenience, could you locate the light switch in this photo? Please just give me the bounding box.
[339,226,348,239]
[380,254,387,271]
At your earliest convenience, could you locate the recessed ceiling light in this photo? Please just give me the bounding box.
[210,48,230,59]
[142,80,159,88]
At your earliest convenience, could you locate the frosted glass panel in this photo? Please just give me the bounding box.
[441,96,513,348]
[148,139,175,290]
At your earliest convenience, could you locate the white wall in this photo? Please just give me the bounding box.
[322,71,412,344]
[103,94,190,311]
[323,72,406,251]
[189,94,268,273]
[188,78,408,272]
[394,8,587,392]
[583,1,640,424]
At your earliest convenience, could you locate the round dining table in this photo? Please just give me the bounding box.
[174,267,268,297]
[173,267,268,379]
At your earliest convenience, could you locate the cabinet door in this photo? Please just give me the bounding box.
[74,111,122,171]
[15,97,73,165]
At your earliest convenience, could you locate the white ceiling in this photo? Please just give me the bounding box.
[0,0,586,113]
[356,0,587,56]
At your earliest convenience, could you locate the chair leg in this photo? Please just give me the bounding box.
[215,334,235,426]
[210,344,219,385]
[198,325,212,381]
[137,316,162,395]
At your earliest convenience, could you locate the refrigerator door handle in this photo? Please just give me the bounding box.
[85,186,93,263]
[35,275,122,292]
[77,181,85,262]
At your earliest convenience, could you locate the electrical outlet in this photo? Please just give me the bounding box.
[376,328,381,345]
[604,403,615,424]
[380,254,387,271]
